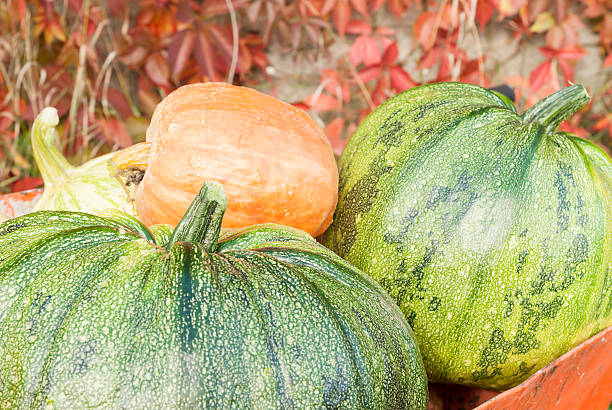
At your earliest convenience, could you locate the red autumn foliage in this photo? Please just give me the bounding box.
[0,0,610,192]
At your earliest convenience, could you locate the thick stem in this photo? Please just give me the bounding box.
[113,141,151,171]
[31,107,74,188]
[522,84,590,134]
[167,181,227,252]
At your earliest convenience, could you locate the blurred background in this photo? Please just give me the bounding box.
[0,0,610,193]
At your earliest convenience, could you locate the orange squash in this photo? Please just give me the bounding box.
[113,82,338,237]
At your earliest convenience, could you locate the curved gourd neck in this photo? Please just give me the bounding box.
[522,84,589,134]
[31,107,74,187]
[167,181,227,253]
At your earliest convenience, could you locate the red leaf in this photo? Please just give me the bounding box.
[604,54,612,68]
[439,4,459,31]
[325,117,346,155]
[557,46,587,60]
[389,66,416,92]
[321,69,340,95]
[194,31,218,80]
[529,59,552,91]
[372,73,389,106]
[207,24,234,60]
[101,88,133,119]
[559,121,588,138]
[357,66,382,83]
[382,42,398,66]
[333,0,351,37]
[12,177,43,193]
[251,48,268,70]
[304,93,339,111]
[436,53,451,81]
[527,0,550,22]
[168,29,196,77]
[237,42,253,73]
[543,21,563,46]
[176,1,197,22]
[388,0,407,17]
[584,2,606,18]
[593,114,612,132]
[145,52,171,87]
[363,37,382,66]
[600,13,612,49]
[320,0,337,16]
[370,0,386,12]
[379,35,393,51]
[345,20,372,35]
[349,35,368,65]
[349,0,369,18]
[341,81,351,103]
[16,0,27,20]
[459,59,484,84]
[119,46,148,67]
[413,11,436,50]
[375,26,395,36]
[475,0,495,28]
[539,46,557,58]
[292,102,310,111]
[417,48,440,70]
[138,78,161,118]
[95,118,132,148]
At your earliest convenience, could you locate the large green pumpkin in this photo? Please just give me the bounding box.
[323,83,612,390]
[0,182,428,408]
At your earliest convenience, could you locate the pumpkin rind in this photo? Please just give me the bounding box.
[0,183,427,408]
[322,82,612,390]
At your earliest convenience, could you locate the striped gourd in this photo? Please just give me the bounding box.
[0,181,427,408]
[31,107,136,216]
[323,83,612,390]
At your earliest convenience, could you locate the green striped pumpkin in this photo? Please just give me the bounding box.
[323,83,612,390]
[0,181,427,408]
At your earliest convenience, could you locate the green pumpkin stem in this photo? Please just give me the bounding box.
[167,181,227,252]
[31,107,74,187]
[522,84,590,134]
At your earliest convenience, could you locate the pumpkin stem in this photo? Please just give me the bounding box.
[113,141,151,171]
[167,181,227,252]
[31,107,74,187]
[522,84,590,134]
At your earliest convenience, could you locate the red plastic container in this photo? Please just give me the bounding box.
[1,189,611,409]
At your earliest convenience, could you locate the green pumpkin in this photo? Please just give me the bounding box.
[323,83,612,390]
[0,181,427,408]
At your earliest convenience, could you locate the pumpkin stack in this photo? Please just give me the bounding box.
[2,80,611,407]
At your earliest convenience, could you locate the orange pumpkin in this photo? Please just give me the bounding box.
[113,82,338,237]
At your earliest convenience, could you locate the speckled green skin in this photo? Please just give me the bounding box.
[0,187,427,407]
[323,82,612,390]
